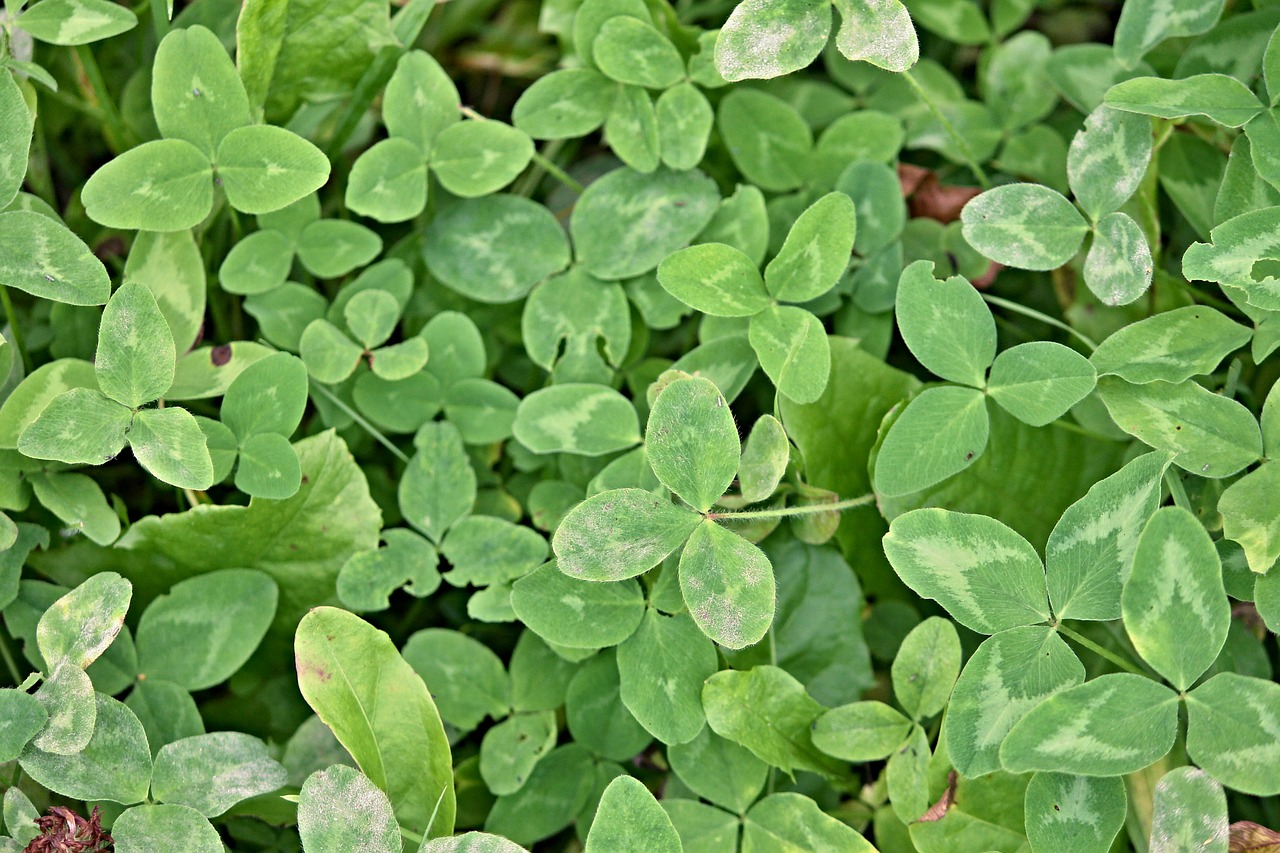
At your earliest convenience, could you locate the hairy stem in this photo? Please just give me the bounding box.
[708,492,875,521]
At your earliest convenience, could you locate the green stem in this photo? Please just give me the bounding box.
[149,0,170,41]
[72,45,134,153]
[399,827,423,845]
[708,492,875,521]
[981,293,1099,351]
[0,626,23,686]
[1164,469,1191,512]
[307,378,410,465]
[0,286,31,372]
[1056,623,1148,677]
[460,106,585,194]
[902,69,990,189]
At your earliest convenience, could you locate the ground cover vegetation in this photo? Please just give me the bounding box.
[0,0,1276,849]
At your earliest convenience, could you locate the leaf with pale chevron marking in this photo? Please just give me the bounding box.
[513,384,641,456]
[960,183,1089,271]
[1185,672,1280,796]
[1025,772,1127,853]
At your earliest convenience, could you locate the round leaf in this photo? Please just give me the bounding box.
[717,89,811,192]
[872,385,990,497]
[961,183,1089,270]
[345,138,428,223]
[300,320,364,384]
[112,804,222,853]
[891,617,961,721]
[383,50,460,156]
[297,219,383,279]
[988,341,1098,427]
[715,0,831,82]
[592,17,685,89]
[656,83,713,171]
[511,561,645,649]
[585,776,681,853]
[656,243,769,317]
[1185,672,1280,796]
[221,351,309,440]
[298,765,403,853]
[1084,211,1153,307]
[646,377,740,513]
[215,125,331,214]
[430,120,534,197]
[82,139,213,231]
[513,384,640,456]
[128,406,215,491]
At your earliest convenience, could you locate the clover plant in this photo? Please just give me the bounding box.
[0,0,1278,850]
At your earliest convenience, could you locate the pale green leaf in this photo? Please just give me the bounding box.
[584,776,681,853]
[1025,773,1127,853]
[111,804,222,853]
[960,183,1088,271]
[420,833,529,853]
[748,305,830,404]
[605,84,660,173]
[511,560,643,649]
[96,281,176,408]
[1067,106,1154,221]
[16,0,137,45]
[656,243,769,317]
[0,360,99,448]
[667,728,767,813]
[344,138,428,223]
[29,662,95,754]
[480,712,557,796]
[439,515,547,588]
[19,694,151,805]
[298,765,401,853]
[430,120,534,197]
[1185,672,1280,796]
[743,792,877,852]
[764,192,855,303]
[1083,211,1154,306]
[221,351,308,440]
[887,724,931,822]
[1113,0,1224,68]
[0,211,111,305]
[297,219,382,279]
[717,89,811,192]
[513,384,640,456]
[592,17,684,90]
[1150,768,1228,853]
[714,0,831,82]
[895,260,995,387]
[831,0,919,73]
[988,341,1097,427]
[738,415,788,504]
[679,520,774,650]
[295,606,455,837]
[18,388,130,466]
[1219,463,1280,574]
[811,701,913,762]
[300,319,363,384]
[398,421,476,544]
[216,125,330,214]
[235,431,302,499]
[1104,74,1262,128]
[337,528,440,613]
[36,570,130,670]
[1090,306,1252,384]
[81,139,213,231]
[1182,206,1280,309]
[151,25,251,157]
[646,377,739,512]
[1000,673,1179,775]
[553,488,701,581]
[152,731,287,817]
[28,471,121,546]
[124,230,206,352]
[872,385,989,497]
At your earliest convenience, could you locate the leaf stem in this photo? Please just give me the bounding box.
[460,106,585,194]
[981,293,1099,351]
[1055,623,1148,677]
[1163,469,1191,511]
[71,45,134,153]
[708,492,875,521]
[307,378,410,465]
[901,69,990,190]
[0,285,31,372]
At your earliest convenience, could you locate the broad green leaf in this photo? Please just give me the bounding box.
[16,0,137,45]
[113,431,379,632]
[744,792,877,852]
[221,351,308,440]
[444,379,519,444]
[338,528,440,612]
[97,281,176,408]
[564,650,651,760]
[383,51,459,156]
[1183,207,1280,308]
[1123,507,1228,690]
[1067,106,1154,221]
[738,415,788,504]
[136,569,277,690]
[669,335,759,404]
[125,679,204,757]
[839,165,906,260]
[572,0,650,67]
[295,606,455,838]
[81,139,213,231]
[511,561,644,649]
[1216,135,1280,226]
[152,731,287,817]
[984,32,1056,131]
[764,192,855,303]
[717,89,811,192]
[680,520,775,650]
[1160,133,1227,242]
[28,471,121,546]
[668,728,767,813]
[656,83,713,171]
[646,377,739,513]
[616,610,717,745]
[572,167,720,279]
[124,230,206,352]
[480,712,557,796]
[0,70,33,208]
[872,385,989,497]
[988,341,1097,427]
[1113,0,1224,68]
[1046,451,1171,621]
[344,290,400,350]
[1090,306,1252,384]
[300,320,364,384]
[235,431,303,499]
[715,0,831,82]
[424,194,570,302]
[1220,464,1280,574]
[128,406,215,490]
[19,694,152,805]
[554,489,700,581]
[399,422,476,544]
[892,617,960,721]
[344,138,428,223]
[592,17,684,90]
[430,120,534,197]
[662,800,739,852]
[1149,768,1228,853]
[1104,74,1262,128]
[887,724,931,822]
[1185,672,1280,796]
[1097,376,1262,478]
[151,26,251,157]
[1000,673,1179,775]
[605,84,660,173]
[522,268,630,373]
[1025,773,1127,853]
[584,775,681,853]
[112,804,222,853]
[883,508,1050,634]
[439,516,548,587]
[297,219,383,279]
[484,744,595,845]
[656,243,769,317]
[298,765,401,853]
[513,384,640,456]
[0,210,111,305]
[831,0,919,73]
[0,689,47,762]
[811,701,913,761]
[895,261,995,387]
[702,665,844,777]
[1083,212,1153,306]
[36,570,130,670]
[401,629,507,737]
[420,833,528,853]
[960,183,1088,270]
[908,0,989,43]
[419,311,485,389]
[18,388,130,466]
[749,305,831,404]
[215,125,331,214]
[512,69,615,139]
[30,662,95,754]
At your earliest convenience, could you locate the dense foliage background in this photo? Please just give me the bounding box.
[0,0,1278,850]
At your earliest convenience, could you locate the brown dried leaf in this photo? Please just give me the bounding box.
[1231,821,1280,853]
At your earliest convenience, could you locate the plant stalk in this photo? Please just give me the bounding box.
[708,492,875,521]
[902,70,990,189]
[981,293,1099,351]
[150,0,170,41]
[1056,623,1147,677]
[0,626,23,686]
[307,378,410,465]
